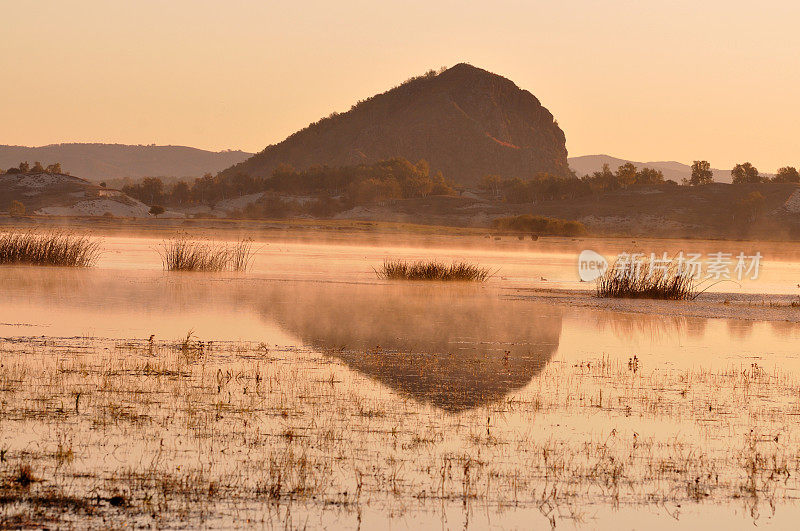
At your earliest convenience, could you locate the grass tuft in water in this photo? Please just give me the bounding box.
[596,257,697,300]
[0,231,100,267]
[159,236,254,272]
[377,259,490,282]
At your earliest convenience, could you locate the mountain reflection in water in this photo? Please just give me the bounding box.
[0,268,563,412]
[256,282,562,412]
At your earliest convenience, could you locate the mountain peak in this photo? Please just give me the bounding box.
[442,62,490,76]
[223,65,569,184]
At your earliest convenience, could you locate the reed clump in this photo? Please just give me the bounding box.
[159,236,254,272]
[377,259,490,281]
[0,231,100,267]
[596,258,696,300]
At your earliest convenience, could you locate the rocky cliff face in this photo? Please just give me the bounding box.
[223,63,569,185]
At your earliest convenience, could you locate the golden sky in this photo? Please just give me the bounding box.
[2,0,799,171]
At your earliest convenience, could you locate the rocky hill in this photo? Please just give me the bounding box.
[222,63,569,185]
[0,144,252,181]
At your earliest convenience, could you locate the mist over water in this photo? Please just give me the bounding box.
[3,233,800,411]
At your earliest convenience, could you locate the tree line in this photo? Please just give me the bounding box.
[122,158,457,207]
[1,161,64,174]
[479,163,669,203]
[478,160,800,204]
[688,160,799,184]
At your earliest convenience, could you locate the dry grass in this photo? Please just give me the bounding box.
[0,231,99,267]
[376,259,490,281]
[159,235,254,272]
[596,257,697,300]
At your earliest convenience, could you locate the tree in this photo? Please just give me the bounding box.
[773,166,800,183]
[690,161,713,185]
[30,161,44,173]
[170,181,191,205]
[591,164,620,191]
[229,172,256,197]
[18,162,30,173]
[734,191,766,223]
[615,163,638,187]
[635,167,664,185]
[350,178,402,203]
[45,162,62,174]
[479,175,503,198]
[149,205,165,216]
[731,162,761,184]
[140,177,165,204]
[8,200,25,217]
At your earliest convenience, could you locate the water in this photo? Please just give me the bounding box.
[4,232,800,528]
[94,234,800,293]
[3,234,800,405]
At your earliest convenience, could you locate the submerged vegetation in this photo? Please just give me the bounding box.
[377,259,490,281]
[159,236,254,272]
[0,231,99,267]
[596,257,697,300]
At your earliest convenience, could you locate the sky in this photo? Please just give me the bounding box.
[1,0,799,172]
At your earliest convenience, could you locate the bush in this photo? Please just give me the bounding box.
[596,257,696,300]
[149,205,166,216]
[376,259,490,281]
[8,200,25,217]
[0,231,100,267]
[491,215,587,236]
[241,193,299,219]
[159,235,254,272]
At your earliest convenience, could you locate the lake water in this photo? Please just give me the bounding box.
[4,233,800,528]
[4,234,800,402]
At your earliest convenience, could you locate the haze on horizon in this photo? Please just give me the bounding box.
[2,0,799,173]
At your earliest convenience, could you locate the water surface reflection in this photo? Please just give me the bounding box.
[254,282,562,411]
[3,267,800,411]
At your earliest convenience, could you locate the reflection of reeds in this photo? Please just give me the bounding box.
[0,231,100,267]
[159,236,254,272]
[596,258,696,300]
[377,259,489,282]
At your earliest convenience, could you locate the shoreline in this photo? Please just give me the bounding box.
[2,214,800,244]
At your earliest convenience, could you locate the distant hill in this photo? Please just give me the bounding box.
[567,154,773,184]
[223,63,569,186]
[0,144,252,181]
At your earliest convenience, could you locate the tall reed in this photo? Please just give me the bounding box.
[160,236,254,272]
[0,231,100,267]
[377,259,490,281]
[596,257,697,300]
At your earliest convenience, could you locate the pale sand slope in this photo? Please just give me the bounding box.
[37,198,150,217]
